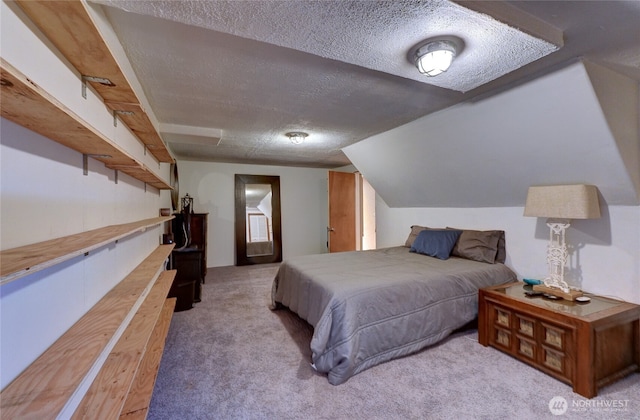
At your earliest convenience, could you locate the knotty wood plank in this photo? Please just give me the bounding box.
[0,216,174,285]
[119,298,176,420]
[72,271,175,419]
[0,245,174,419]
[15,0,174,163]
[0,59,172,190]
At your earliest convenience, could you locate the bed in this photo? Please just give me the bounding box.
[270,227,517,385]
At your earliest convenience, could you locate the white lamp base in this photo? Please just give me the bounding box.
[538,219,583,300]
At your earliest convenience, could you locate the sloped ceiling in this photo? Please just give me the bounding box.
[344,61,639,207]
[89,0,568,168]
[83,0,640,208]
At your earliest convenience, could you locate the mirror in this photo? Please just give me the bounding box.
[235,174,282,265]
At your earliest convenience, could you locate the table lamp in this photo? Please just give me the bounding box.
[524,184,601,300]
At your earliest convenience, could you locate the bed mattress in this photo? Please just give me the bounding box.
[271,246,517,384]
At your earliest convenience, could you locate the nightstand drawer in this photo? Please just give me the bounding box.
[517,336,536,361]
[542,322,567,351]
[493,326,511,349]
[517,315,535,337]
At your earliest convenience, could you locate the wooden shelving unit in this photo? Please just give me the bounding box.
[0,3,179,415]
[0,245,176,418]
[0,59,171,191]
[0,216,174,285]
[15,0,174,164]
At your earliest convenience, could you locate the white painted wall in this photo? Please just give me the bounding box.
[344,61,639,208]
[375,200,640,304]
[344,59,640,305]
[0,2,171,389]
[175,160,329,266]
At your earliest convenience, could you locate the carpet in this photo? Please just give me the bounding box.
[148,264,639,420]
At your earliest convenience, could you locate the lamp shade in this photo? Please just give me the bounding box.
[524,184,601,219]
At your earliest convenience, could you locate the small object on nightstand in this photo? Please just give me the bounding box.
[575,296,591,303]
[524,290,544,297]
[523,278,543,285]
[543,293,562,300]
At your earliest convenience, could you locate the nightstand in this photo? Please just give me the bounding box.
[478,282,640,398]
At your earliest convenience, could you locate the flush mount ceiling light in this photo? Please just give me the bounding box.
[411,37,463,77]
[286,132,308,145]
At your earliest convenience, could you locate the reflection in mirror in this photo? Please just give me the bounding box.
[235,175,282,265]
[245,184,273,256]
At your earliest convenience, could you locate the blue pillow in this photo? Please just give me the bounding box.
[410,229,463,260]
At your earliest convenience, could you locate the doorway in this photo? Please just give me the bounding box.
[327,171,376,252]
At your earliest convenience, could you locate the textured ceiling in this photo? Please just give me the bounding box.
[95,0,558,92]
[90,0,640,168]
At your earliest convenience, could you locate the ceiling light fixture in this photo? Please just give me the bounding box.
[411,38,463,77]
[286,132,308,145]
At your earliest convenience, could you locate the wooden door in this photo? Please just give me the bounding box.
[328,171,356,252]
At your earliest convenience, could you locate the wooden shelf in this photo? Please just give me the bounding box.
[15,0,174,163]
[0,245,176,418]
[0,59,171,191]
[120,297,176,419]
[0,216,174,285]
[72,273,175,419]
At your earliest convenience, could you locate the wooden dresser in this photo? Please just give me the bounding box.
[172,212,208,279]
[170,213,208,311]
[478,282,640,398]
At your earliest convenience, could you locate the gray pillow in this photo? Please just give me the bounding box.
[404,225,430,247]
[447,228,503,264]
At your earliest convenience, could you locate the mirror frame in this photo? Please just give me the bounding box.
[235,174,282,265]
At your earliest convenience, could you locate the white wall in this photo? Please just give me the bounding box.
[344,61,639,208]
[375,199,640,304]
[0,1,171,389]
[175,160,329,266]
[343,59,640,305]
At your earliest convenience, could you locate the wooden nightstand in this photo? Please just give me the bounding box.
[478,282,640,398]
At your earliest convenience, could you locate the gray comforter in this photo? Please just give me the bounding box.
[271,246,516,385]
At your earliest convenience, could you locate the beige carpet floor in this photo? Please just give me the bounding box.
[148,264,640,420]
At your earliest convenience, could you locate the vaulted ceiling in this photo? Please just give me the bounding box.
[89,0,640,169]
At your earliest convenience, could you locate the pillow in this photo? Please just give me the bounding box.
[447,228,504,264]
[404,225,430,247]
[410,229,462,260]
[496,231,506,264]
